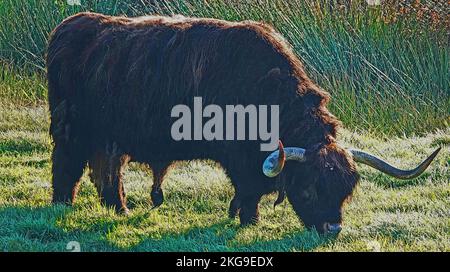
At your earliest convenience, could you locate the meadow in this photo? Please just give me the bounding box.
[0,0,449,251]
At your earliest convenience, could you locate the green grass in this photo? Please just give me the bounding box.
[0,72,449,252]
[0,0,448,135]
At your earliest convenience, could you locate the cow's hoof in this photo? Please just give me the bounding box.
[112,205,129,215]
[229,208,240,219]
[239,217,259,226]
[151,187,164,208]
[52,196,73,206]
[119,207,130,216]
[52,201,72,207]
[239,212,259,226]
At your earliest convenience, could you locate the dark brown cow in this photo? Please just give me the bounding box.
[46,12,440,234]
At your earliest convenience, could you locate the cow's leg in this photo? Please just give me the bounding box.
[89,151,108,204]
[228,184,262,225]
[89,143,130,214]
[150,162,171,208]
[226,164,264,225]
[51,142,87,204]
[50,100,87,204]
[238,193,263,226]
[228,191,242,219]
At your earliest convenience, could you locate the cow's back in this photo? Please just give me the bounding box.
[46,12,336,165]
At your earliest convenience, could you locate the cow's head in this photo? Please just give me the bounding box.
[263,140,441,235]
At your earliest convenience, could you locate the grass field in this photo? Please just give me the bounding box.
[0,0,449,252]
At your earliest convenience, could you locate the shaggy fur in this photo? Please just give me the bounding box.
[47,12,359,231]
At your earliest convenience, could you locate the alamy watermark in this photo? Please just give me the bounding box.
[66,241,81,252]
[67,0,81,5]
[171,97,279,151]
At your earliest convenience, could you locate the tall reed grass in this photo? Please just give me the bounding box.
[0,0,448,136]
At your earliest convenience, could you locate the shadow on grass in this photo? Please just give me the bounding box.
[0,139,48,155]
[0,205,329,252]
[0,205,115,251]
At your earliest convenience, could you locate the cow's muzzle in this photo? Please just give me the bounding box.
[262,140,441,179]
[324,222,342,235]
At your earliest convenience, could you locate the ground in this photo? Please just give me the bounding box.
[0,103,448,252]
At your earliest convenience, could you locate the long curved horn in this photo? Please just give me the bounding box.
[263,140,307,177]
[349,147,441,179]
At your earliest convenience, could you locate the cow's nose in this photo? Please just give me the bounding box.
[328,223,342,233]
[324,223,342,234]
